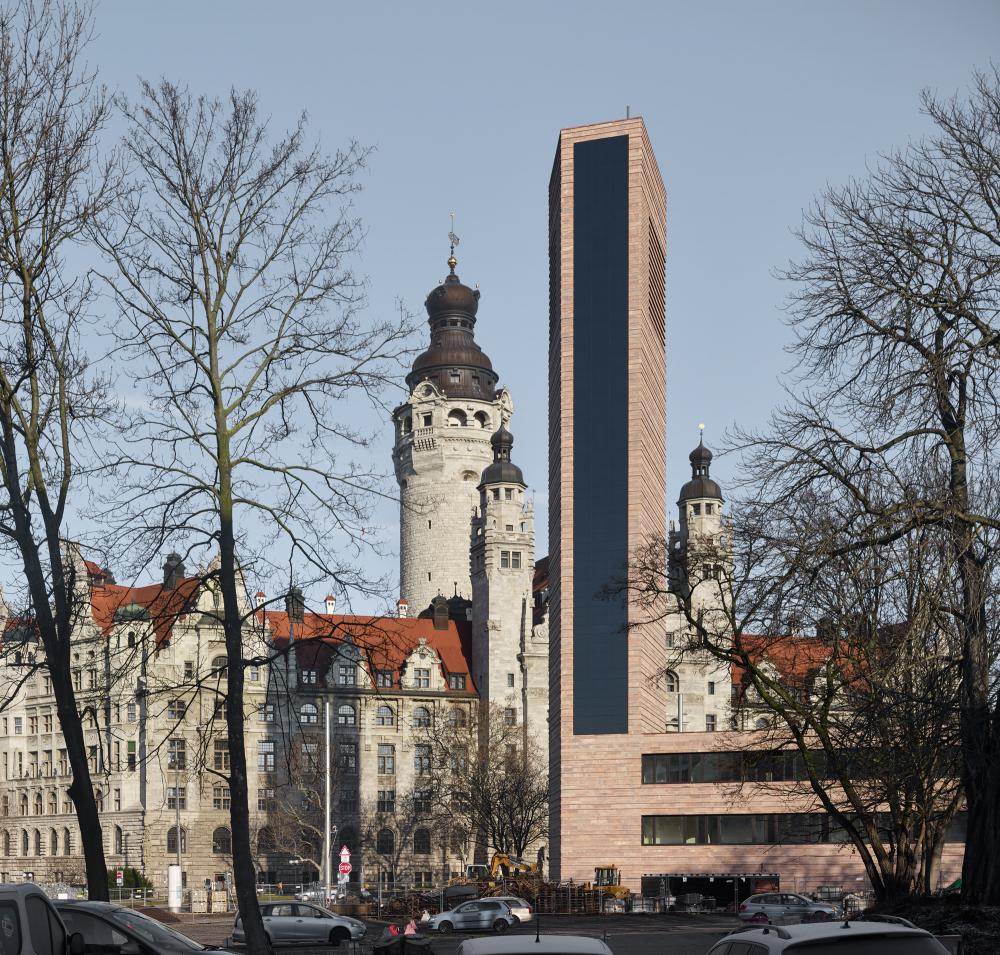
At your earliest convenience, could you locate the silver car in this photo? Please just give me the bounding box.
[232,902,366,947]
[738,892,838,923]
[485,897,533,923]
[429,899,516,934]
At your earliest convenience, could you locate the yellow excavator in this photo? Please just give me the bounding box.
[449,852,540,888]
[586,866,630,901]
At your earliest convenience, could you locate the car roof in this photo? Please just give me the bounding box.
[54,901,122,912]
[457,936,613,955]
[731,922,933,942]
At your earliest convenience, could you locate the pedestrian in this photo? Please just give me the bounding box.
[420,909,431,922]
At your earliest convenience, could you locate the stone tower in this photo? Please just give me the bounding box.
[664,432,732,731]
[393,251,510,614]
[470,426,535,727]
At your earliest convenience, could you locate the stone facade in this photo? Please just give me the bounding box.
[0,549,272,891]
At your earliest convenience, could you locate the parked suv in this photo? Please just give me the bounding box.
[739,893,838,923]
[0,884,85,955]
[707,920,949,954]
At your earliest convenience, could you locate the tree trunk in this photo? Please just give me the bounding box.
[217,426,270,954]
[0,422,109,898]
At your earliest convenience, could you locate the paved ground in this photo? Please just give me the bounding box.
[179,912,738,955]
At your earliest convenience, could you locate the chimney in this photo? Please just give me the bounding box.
[431,594,449,631]
[285,586,305,625]
[397,599,408,619]
[255,591,266,608]
[325,594,337,615]
[163,553,185,591]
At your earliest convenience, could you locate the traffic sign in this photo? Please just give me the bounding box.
[116,870,124,887]
[339,844,350,860]
[339,862,352,875]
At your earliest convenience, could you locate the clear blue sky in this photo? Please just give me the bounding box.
[88,0,998,610]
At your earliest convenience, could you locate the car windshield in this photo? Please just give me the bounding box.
[104,909,206,950]
[788,936,945,954]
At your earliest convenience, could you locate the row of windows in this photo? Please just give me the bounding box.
[401,406,491,434]
[640,812,969,846]
[165,825,232,855]
[376,744,433,776]
[0,823,141,857]
[642,750,830,785]
[293,666,464,690]
[282,702,471,728]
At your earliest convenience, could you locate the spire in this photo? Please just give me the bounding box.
[678,424,722,502]
[480,424,525,487]
[448,213,459,274]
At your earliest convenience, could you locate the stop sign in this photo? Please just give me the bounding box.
[338,861,352,875]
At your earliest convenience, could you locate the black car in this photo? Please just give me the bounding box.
[55,901,237,955]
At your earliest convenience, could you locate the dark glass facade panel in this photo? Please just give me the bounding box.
[641,812,967,846]
[572,134,629,735]
[641,750,830,784]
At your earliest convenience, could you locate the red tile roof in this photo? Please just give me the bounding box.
[264,611,477,694]
[89,576,200,647]
[731,634,833,685]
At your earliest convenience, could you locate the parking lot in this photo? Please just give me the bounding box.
[181,911,738,955]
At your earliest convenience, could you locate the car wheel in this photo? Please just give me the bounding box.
[493,919,510,934]
[438,920,454,934]
[330,927,351,946]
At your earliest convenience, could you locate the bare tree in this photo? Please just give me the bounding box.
[725,68,1000,904]
[0,0,115,898]
[430,704,548,862]
[94,82,413,953]
[628,481,969,904]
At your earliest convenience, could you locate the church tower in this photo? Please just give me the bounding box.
[471,425,535,730]
[665,430,732,732]
[393,248,511,614]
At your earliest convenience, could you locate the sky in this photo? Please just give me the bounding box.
[82,0,999,611]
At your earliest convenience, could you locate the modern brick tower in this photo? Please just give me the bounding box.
[548,118,667,880]
[393,251,511,615]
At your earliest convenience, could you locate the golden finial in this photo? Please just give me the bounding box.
[698,422,705,445]
[448,212,460,274]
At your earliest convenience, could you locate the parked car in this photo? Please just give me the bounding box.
[232,902,366,947]
[485,897,533,923]
[0,884,85,955]
[706,920,949,954]
[738,892,838,923]
[428,899,516,934]
[456,937,612,955]
[56,900,230,955]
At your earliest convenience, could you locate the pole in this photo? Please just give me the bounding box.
[323,698,331,898]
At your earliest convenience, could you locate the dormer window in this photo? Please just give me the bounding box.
[448,673,467,690]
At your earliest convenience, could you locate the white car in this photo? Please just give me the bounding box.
[706,919,949,954]
[457,937,612,955]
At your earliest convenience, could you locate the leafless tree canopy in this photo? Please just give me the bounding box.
[0,0,116,900]
[91,80,414,954]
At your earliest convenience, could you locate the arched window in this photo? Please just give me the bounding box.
[299,703,318,725]
[376,705,394,727]
[114,825,123,854]
[21,830,28,855]
[376,829,395,856]
[754,717,771,730]
[664,671,679,693]
[447,708,467,729]
[63,828,71,856]
[50,829,58,856]
[446,409,467,427]
[33,794,42,816]
[413,829,431,855]
[167,826,186,855]
[212,655,228,679]
[412,706,431,728]
[337,703,356,726]
[1,831,9,855]
[474,411,490,429]
[33,829,41,855]
[212,827,232,855]
[94,789,104,812]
